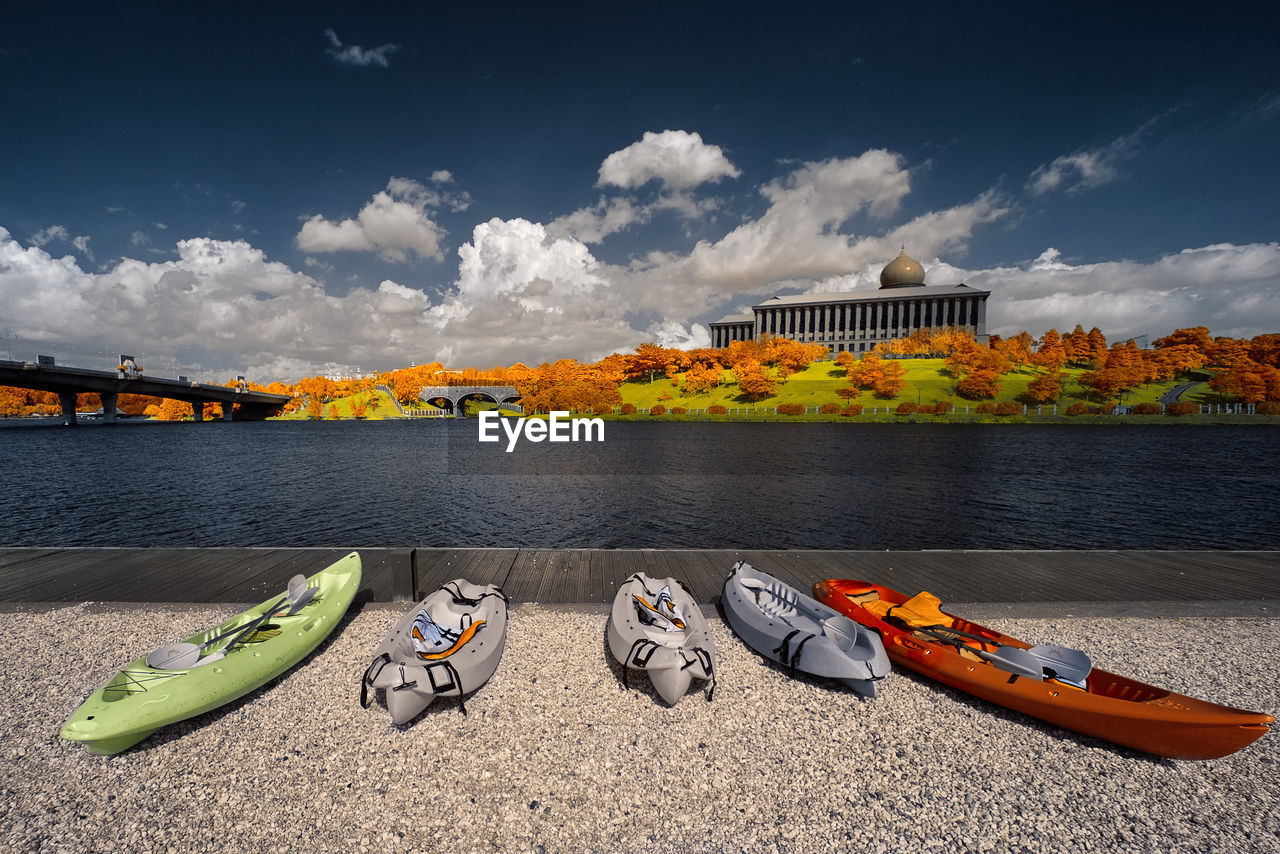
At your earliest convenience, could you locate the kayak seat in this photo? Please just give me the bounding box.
[741,579,800,625]
[842,589,883,609]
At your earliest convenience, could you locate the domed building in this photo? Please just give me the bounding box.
[708,249,990,353]
[879,248,926,288]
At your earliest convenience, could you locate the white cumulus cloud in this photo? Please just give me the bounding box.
[296,178,448,262]
[422,218,644,366]
[943,242,1280,342]
[546,197,647,244]
[598,130,740,190]
[632,149,1004,319]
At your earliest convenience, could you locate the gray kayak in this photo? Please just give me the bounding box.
[722,561,889,697]
[361,580,507,724]
[607,572,716,705]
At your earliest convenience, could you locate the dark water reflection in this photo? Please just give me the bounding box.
[0,418,1275,549]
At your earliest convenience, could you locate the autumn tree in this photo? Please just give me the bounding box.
[1032,329,1067,372]
[1062,324,1098,366]
[1025,370,1064,403]
[1077,368,1128,401]
[517,359,623,414]
[1083,327,1109,365]
[846,354,905,399]
[1153,326,1213,356]
[1247,334,1280,368]
[945,340,1012,392]
[761,336,827,372]
[627,344,686,383]
[1103,340,1147,386]
[720,339,768,369]
[846,353,888,390]
[145,398,195,421]
[1209,364,1280,403]
[296,375,339,406]
[1147,344,1205,381]
[0,387,25,417]
[734,360,779,400]
[955,370,1001,399]
[994,331,1035,369]
[872,361,906,398]
[378,363,445,404]
[1207,337,1252,369]
[682,363,722,395]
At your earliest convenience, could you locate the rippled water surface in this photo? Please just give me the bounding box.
[1,419,1276,549]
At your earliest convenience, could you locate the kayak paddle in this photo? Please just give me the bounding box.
[145,574,316,670]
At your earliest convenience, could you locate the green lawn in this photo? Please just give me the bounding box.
[272,360,1241,424]
[273,388,406,420]
[617,358,1190,414]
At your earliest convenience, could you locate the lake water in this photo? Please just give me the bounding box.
[0,419,1276,549]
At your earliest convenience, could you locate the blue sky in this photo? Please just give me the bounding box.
[2,3,1278,380]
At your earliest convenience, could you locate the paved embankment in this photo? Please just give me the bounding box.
[2,548,1278,611]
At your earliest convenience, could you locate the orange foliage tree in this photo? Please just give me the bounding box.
[955,370,1001,399]
[626,344,687,383]
[145,398,195,421]
[734,360,779,400]
[1032,330,1067,372]
[1025,370,1064,404]
[682,363,723,395]
[945,339,1011,399]
[516,359,624,413]
[846,353,906,399]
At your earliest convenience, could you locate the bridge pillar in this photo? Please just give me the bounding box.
[58,393,78,426]
[101,393,118,424]
[222,405,234,421]
[191,402,204,422]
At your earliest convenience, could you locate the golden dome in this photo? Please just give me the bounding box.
[879,248,926,288]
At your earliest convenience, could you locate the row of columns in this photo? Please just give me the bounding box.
[57,392,234,426]
[713,296,986,350]
[710,322,755,348]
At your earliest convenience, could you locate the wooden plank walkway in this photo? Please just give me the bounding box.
[0,548,1275,606]
[0,547,412,605]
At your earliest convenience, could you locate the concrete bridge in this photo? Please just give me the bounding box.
[418,385,523,416]
[0,359,290,425]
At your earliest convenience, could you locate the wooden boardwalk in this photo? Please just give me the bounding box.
[0,547,1276,606]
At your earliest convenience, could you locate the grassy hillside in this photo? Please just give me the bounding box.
[618,358,1185,413]
[274,388,405,420]
[276,359,1218,422]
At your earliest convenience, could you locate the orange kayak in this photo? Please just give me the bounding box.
[813,579,1273,760]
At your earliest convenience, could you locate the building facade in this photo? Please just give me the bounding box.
[708,250,990,354]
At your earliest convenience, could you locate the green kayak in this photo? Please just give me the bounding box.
[61,551,362,755]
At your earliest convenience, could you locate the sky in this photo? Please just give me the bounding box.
[1,2,1278,382]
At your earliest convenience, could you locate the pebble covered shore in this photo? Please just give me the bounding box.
[3,604,1276,853]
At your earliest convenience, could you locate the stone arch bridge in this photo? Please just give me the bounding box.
[418,385,523,416]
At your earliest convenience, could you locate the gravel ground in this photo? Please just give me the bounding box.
[2,604,1276,853]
